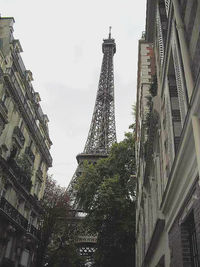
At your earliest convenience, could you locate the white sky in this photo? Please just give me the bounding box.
[1,0,146,187]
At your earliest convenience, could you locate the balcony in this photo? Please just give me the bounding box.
[25,147,35,164]
[13,126,25,148]
[8,158,32,192]
[0,100,8,123]
[27,223,40,239]
[0,196,28,230]
[0,196,40,239]
[4,68,52,166]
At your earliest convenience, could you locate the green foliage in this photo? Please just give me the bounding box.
[75,132,136,267]
[47,241,84,267]
[36,175,82,267]
[129,104,136,130]
[143,96,159,181]
[16,153,32,178]
[149,75,157,97]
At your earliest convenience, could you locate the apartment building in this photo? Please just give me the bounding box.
[0,17,52,266]
[136,0,200,266]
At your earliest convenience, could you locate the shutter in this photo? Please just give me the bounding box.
[172,26,188,125]
[165,0,171,16]
[156,5,165,68]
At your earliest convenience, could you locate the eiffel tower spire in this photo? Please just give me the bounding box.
[83,28,117,155]
[67,29,117,192]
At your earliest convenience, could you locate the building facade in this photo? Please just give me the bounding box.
[136,0,200,266]
[0,17,52,266]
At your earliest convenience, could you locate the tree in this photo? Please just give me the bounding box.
[36,175,83,267]
[75,132,136,267]
[129,104,136,131]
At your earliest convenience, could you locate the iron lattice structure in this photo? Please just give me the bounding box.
[67,31,117,265]
[83,32,117,155]
[67,29,117,193]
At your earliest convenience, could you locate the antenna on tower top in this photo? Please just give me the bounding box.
[109,26,112,39]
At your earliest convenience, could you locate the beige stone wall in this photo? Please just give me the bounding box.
[0,17,52,266]
[136,0,200,266]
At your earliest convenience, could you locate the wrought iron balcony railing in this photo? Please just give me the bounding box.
[0,196,28,230]
[0,100,8,123]
[13,126,25,147]
[0,196,40,239]
[4,68,52,166]
[27,223,40,239]
[8,158,32,192]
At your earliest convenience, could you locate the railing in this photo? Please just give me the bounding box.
[77,236,97,244]
[8,158,32,192]
[13,126,25,147]
[0,100,8,124]
[0,100,8,114]
[0,196,39,239]
[0,196,28,230]
[4,68,52,166]
[27,223,40,239]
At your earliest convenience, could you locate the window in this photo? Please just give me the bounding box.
[34,179,41,196]
[1,93,7,104]
[5,237,13,259]
[10,145,19,159]
[181,212,199,267]
[16,198,24,213]
[24,206,30,220]
[19,119,24,131]
[39,160,44,171]
[20,249,30,267]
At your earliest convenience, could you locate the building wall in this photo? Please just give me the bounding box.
[0,17,52,267]
[136,0,200,266]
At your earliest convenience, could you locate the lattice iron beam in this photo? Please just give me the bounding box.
[67,29,117,194]
[66,31,117,264]
[83,33,117,155]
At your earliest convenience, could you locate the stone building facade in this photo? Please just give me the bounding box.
[0,17,52,266]
[136,0,200,266]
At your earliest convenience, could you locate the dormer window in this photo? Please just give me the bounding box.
[39,159,44,171]
[43,114,49,126]
[34,92,41,103]
[13,39,23,53]
[25,70,33,82]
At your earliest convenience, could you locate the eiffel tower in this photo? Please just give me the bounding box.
[67,28,117,264]
[68,27,117,195]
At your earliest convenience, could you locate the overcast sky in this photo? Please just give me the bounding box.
[1,0,146,187]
